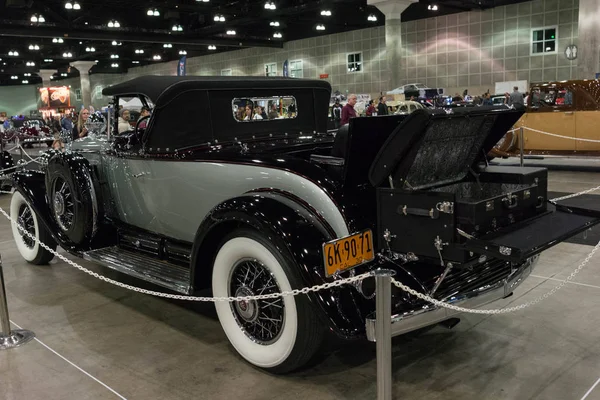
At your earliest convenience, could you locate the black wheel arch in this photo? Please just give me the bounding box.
[190,191,379,340]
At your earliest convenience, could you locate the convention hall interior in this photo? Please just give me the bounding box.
[1,0,600,399]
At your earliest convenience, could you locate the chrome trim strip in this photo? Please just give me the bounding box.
[365,256,539,342]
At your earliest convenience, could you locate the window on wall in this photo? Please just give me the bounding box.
[265,63,277,76]
[289,60,303,78]
[221,69,232,76]
[531,26,557,55]
[347,52,363,73]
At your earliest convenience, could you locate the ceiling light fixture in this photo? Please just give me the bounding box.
[62,52,73,58]
[61,73,68,76]
[22,80,29,84]
[226,30,236,35]
[153,55,162,60]
[172,24,183,31]
[269,21,280,27]
[367,14,377,21]
[73,2,80,10]
[208,45,216,50]
[179,50,187,55]
[428,4,438,10]
[28,44,40,50]
[108,20,120,28]
[316,24,325,31]
[8,50,19,56]
[110,54,119,59]
[52,38,64,43]
[111,63,119,68]
[163,43,173,48]
[65,2,73,9]
[147,8,159,16]
[25,61,35,66]
[320,10,332,16]
[132,61,140,64]
[30,14,45,23]
[24,73,31,76]
[44,58,53,62]
[86,47,96,52]
[196,0,209,2]
[273,32,282,38]
[11,76,17,80]
[264,1,276,10]
[135,49,145,54]
[214,14,225,22]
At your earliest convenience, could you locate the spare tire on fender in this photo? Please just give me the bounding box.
[45,153,99,245]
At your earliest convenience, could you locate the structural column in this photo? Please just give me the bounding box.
[69,61,97,108]
[576,0,600,79]
[38,69,57,87]
[368,0,416,91]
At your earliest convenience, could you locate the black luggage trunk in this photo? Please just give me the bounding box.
[368,107,600,265]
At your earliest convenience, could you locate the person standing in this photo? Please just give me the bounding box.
[377,96,388,115]
[508,86,525,109]
[340,94,357,126]
[331,99,343,128]
[365,100,376,116]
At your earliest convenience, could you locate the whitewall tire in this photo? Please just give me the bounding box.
[10,191,57,265]
[212,229,323,374]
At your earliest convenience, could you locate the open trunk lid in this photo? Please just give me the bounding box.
[368,106,524,190]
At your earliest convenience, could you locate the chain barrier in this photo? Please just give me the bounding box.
[0,180,599,310]
[0,203,371,302]
[506,126,600,143]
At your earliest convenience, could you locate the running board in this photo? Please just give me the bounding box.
[83,246,192,294]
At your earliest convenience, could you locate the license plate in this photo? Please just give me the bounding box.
[322,229,375,277]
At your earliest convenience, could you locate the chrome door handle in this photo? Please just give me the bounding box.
[132,172,148,178]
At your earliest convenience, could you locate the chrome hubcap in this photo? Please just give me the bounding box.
[229,259,285,345]
[234,286,259,322]
[52,178,74,232]
[53,192,65,216]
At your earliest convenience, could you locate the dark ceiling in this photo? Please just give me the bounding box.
[0,0,529,86]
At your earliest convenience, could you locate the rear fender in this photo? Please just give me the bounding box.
[190,191,426,339]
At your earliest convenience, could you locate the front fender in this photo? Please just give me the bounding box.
[190,191,427,340]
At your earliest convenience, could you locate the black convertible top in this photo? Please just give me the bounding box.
[102,75,332,105]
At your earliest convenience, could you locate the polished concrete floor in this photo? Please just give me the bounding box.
[2,162,600,400]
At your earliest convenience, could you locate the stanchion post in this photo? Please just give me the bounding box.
[519,126,524,167]
[374,268,396,400]
[0,255,35,350]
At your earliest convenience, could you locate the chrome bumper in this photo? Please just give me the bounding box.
[365,256,539,342]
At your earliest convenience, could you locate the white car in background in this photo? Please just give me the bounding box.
[387,83,444,99]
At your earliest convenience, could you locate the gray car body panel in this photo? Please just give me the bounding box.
[71,138,349,243]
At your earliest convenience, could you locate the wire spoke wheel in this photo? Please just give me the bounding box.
[17,204,35,248]
[229,259,285,345]
[52,177,75,232]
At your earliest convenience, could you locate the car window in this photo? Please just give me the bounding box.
[232,96,297,122]
[530,85,573,108]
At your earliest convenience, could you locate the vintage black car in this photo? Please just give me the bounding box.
[9,76,600,374]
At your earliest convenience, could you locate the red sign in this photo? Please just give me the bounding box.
[39,86,70,109]
[319,74,329,79]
